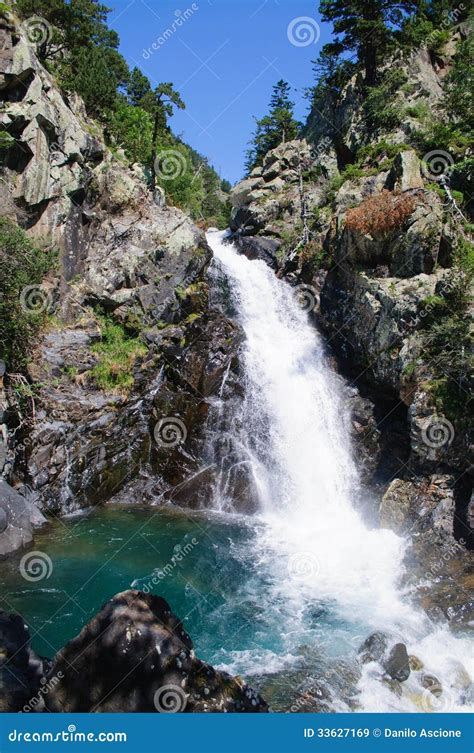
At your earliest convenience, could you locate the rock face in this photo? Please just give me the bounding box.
[0,611,49,711]
[39,590,267,713]
[0,14,234,518]
[0,479,45,556]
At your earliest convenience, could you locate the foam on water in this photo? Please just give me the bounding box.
[207,230,472,712]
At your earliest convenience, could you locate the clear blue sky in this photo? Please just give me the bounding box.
[108,0,331,184]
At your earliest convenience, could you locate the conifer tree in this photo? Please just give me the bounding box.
[319,0,418,85]
[245,80,300,173]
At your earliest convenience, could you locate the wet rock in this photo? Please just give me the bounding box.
[409,655,424,671]
[47,590,268,713]
[421,673,442,696]
[358,631,388,664]
[384,643,410,682]
[380,478,414,534]
[151,311,244,506]
[345,389,381,483]
[359,634,410,682]
[380,474,471,580]
[0,480,45,557]
[235,235,280,270]
[382,678,403,697]
[0,611,49,711]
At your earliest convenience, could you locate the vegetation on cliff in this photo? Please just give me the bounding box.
[0,218,56,369]
[14,0,230,226]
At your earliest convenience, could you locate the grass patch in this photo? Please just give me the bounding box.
[0,217,57,369]
[91,313,147,392]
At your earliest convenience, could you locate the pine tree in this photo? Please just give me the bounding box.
[319,0,418,85]
[245,80,300,173]
[127,67,152,108]
[148,84,186,190]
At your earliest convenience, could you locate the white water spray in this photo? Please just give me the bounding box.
[207,230,472,712]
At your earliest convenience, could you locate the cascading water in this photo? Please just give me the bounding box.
[206,230,472,712]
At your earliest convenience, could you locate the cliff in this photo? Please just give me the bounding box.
[0,10,237,554]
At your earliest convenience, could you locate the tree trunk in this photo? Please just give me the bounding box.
[150,109,160,192]
[363,44,377,86]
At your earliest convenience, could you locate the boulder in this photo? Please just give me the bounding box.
[0,480,46,557]
[385,643,410,682]
[386,151,424,192]
[358,633,410,682]
[235,235,281,270]
[47,590,268,712]
[358,631,388,664]
[0,611,49,711]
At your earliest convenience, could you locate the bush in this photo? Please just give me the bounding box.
[345,190,417,236]
[421,234,473,420]
[363,69,407,130]
[90,313,147,392]
[0,218,56,369]
[107,101,153,165]
[424,316,472,420]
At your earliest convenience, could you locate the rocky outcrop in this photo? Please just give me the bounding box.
[305,45,449,164]
[0,479,45,556]
[234,235,280,270]
[0,590,268,713]
[0,610,50,711]
[0,14,233,517]
[230,139,329,241]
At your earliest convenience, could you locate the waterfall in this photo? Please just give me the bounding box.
[206,230,472,712]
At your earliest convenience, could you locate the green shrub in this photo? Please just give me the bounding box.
[107,101,153,165]
[427,29,450,55]
[90,313,147,392]
[0,218,56,369]
[364,69,407,130]
[405,103,430,121]
[420,234,473,419]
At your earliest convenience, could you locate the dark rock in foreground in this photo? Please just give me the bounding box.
[0,612,50,711]
[43,590,268,713]
[358,632,411,683]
